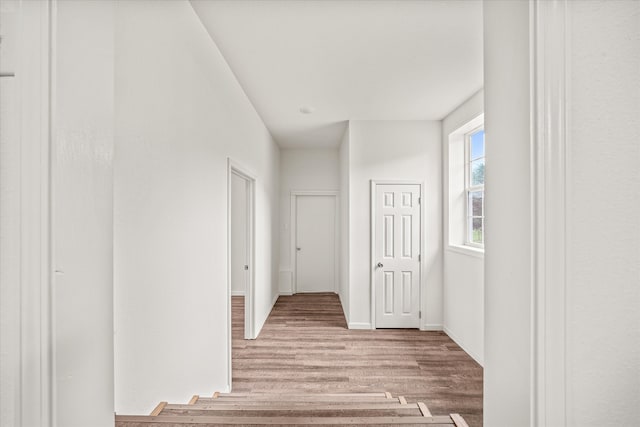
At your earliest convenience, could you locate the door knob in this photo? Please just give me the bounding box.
[377,262,384,268]
[296,247,301,251]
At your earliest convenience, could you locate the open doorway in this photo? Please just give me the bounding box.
[227,158,256,390]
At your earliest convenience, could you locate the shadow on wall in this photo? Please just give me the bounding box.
[280,121,348,148]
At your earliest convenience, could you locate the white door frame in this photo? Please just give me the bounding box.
[0,1,53,426]
[226,158,256,390]
[290,190,339,294]
[370,180,425,329]
[531,1,569,424]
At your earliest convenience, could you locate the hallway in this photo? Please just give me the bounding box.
[232,294,483,426]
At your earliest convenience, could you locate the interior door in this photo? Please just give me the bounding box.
[295,195,336,293]
[230,172,248,296]
[374,184,421,328]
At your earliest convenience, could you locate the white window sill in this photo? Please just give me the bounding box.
[447,244,485,259]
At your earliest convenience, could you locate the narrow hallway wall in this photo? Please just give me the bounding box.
[53,1,115,425]
[114,0,280,414]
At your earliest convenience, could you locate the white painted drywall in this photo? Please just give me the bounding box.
[483,2,532,425]
[566,1,640,424]
[442,90,485,365]
[338,126,351,321]
[484,2,640,425]
[348,121,442,329]
[114,0,280,414]
[231,173,247,295]
[53,1,115,426]
[279,149,339,294]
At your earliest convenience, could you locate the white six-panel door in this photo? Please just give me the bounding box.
[374,184,421,328]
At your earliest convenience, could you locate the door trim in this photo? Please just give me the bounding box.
[531,0,570,424]
[226,158,256,391]
[290,190,339,294]
[370,180,425,329]
[0,1,56,425]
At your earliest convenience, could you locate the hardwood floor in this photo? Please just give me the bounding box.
[232,293,483,426]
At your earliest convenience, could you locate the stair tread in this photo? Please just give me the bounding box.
[168,402,418,410]
[218,392,388,397]
[115,414,455,425]
[162,408,423,417]
[202,396,398,402]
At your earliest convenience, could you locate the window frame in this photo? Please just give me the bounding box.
[464,125,485,248]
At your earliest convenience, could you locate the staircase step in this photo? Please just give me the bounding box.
[217,392,389,398]
[115,391,469,427]
[161,405,422,417]
[201,395,399,404]
[169,402,415,411]
[190,401,409,409]
[115,414,456,425]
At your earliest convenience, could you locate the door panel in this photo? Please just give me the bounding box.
[296,196,336,293]
[230,173,248,295]
[375,184,421,328]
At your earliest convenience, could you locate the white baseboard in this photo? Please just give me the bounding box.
[348,322,372,330]
[279,291,293,296]
[443,325,484,366]
[231,290,245,296]
[421,323,443,331]
[271,292,279,307]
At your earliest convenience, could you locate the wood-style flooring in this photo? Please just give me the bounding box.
[232,293,482,427]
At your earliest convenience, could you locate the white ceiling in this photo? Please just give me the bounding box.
[190,0,483,149]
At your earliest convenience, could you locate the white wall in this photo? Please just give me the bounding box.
[567,1,639,424]
[442,90,485,365]
[348,120,442,329]
[53,1,115,426]
[278,148,339,294]
[231,173,247,295]
[114,0,280,414]
[483,2,533,425]
[484,2,640,426]
[338,125,351,321]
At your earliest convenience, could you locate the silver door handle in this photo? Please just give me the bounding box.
[377,262,383,268]
[296,247,301,251]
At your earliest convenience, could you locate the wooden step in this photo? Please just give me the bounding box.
[190,401,410,410]
[149,401,167,416]
[217,391,389,398]
[161,409,425,418]
[200,395,400,404]
[169,402,416,411]
[115,414,456,425]
[161,405,423,417]
[115,391,467,427]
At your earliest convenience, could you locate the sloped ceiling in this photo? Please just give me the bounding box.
[191,0,483,148]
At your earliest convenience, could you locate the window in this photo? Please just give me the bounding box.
[447,113,484,256]
[465,128,485,246]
